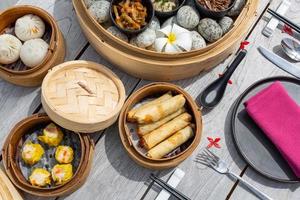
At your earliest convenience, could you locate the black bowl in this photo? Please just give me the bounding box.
[194,0,236,19]
[154,0,186,19]
[110,0,154,35]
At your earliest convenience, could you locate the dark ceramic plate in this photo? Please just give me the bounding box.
[231,76,300,182]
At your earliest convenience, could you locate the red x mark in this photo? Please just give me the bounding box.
[239,41,250,50]
[282,24,293,36]
[207,137,221,148]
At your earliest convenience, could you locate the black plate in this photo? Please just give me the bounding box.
[231,76,300,182]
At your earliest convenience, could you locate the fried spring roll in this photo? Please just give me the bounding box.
[147,126,194,159]
[133,94,186,124]
[127,92,172,122]
[137,107,186,136]
[141,113,191,150]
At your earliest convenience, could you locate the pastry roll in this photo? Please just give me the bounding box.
[147,125,194,159]
[127,92,172,122]
[137,107,186,136]
[141,113,191,150]
[133,94,186,124]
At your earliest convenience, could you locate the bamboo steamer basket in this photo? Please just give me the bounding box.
[119,82,203,169]
[41,60,126,133]
[0,5,65,87]
[72,0,258,81]
[2,113,94,197]
[0,168,23,200]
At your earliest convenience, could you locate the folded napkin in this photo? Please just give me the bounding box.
[244,81,300,178]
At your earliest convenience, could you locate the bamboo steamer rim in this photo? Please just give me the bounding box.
[2,113,95,197]
[73,0,257,65]
[0,5,60,75]
[118,82,203,169]
[41,60,126,133]
[77,0,253,58]
[0,169,23,200]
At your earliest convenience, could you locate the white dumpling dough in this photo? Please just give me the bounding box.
[15,14,45,41]
[20,39,49,67]
[88,1,110,23]
[0,34,22,64]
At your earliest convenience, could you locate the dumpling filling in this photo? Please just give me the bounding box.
[55,146,74,164]
[51,164,73,185]
[29,168,51,187]
[21,143,44,165]
[38,123,64,146]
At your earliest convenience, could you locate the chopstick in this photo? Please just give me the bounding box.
[267,8,300,34]
[150,173,191,200]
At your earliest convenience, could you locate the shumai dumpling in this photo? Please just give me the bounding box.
[55,146,74,164]
[21,142,44,165]
[38,123,63,146]
[29,168,51,187]
[51,164,73,185]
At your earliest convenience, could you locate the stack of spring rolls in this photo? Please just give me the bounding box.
[127,92,195,159]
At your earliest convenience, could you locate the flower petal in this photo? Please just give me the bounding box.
[172,24,189,36]
[154,38,168,52]
[164,43,182,53]
[157,25,172,37]
[174,32,192,51]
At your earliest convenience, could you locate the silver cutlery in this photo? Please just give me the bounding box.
[281,38,300,61]
[195,148,274,200]
[258,46,300,79]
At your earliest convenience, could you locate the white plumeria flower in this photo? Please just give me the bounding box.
[154,24,192,53]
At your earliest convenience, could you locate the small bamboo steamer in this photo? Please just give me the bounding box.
[0,5,65,87]
[2,113,95,197]
[72,0,259,81]
[118,82,203,170]
[41,60,126,133]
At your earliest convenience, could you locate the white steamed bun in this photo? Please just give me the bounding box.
[15,14,45,41]
[0,34,22,64]
[20,38,49,67]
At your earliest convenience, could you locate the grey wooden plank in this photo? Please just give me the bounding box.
[0,0,18,10]
[228,0,300,199]
[0,0,88,149]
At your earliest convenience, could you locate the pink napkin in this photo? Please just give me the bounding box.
[244,81,300,178]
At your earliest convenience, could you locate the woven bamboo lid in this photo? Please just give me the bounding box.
[41,60,125,133]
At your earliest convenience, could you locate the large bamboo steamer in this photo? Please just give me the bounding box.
[72,0,259,81]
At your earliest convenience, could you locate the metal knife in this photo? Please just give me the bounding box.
[258,46,300,79]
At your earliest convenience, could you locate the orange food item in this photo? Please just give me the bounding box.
[113,0,148,30]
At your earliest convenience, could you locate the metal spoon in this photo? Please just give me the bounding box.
[281,38,300,62]
[197,49,247,109]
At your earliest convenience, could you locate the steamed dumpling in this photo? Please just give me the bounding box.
[88,1,110,23]
[55,146,74,164]
[20,38,49,67]
[51,164,73,185]
[0,34,22,64]
[21,142,44,165]
[29,168,51,187]
[15,14,45,41]
[38,123,64,146]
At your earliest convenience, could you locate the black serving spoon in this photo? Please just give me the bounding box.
[198,49,247,109]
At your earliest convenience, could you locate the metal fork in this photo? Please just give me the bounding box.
[195,148,274,200]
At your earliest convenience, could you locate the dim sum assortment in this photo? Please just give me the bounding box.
[19,123,78,187]
[0,14,49,68]
[127,92,195,159]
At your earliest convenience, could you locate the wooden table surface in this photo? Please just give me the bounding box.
[1,0,300,199]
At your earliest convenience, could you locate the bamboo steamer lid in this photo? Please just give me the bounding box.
[0,168,23,200]
[41,60,126,133]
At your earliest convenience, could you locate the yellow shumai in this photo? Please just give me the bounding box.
[21,142,44,165]
[38,123,63,146]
